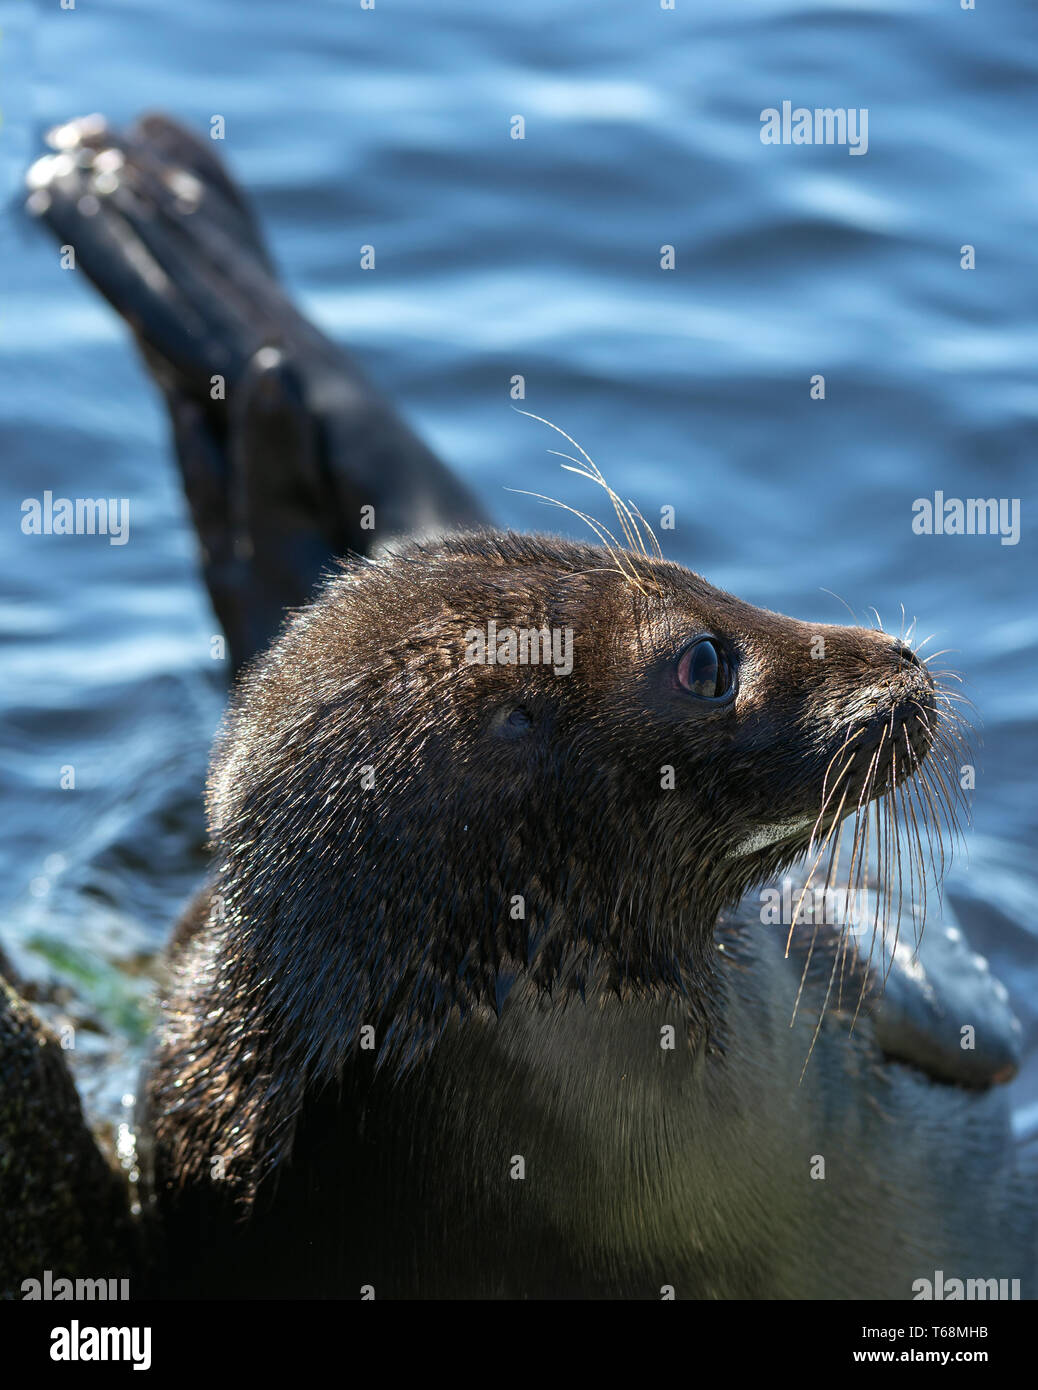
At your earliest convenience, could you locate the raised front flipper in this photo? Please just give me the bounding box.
[26,113,488,671]
[775,900,1023,1089]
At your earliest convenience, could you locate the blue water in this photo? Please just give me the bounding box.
[1,0,1036,1135]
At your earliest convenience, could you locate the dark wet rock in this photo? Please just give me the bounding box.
[0,974,139,1299]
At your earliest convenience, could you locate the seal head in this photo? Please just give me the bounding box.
[152,531,951,1197]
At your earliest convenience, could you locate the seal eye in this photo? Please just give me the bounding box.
[676,638,733,701]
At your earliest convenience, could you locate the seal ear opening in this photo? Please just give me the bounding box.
[489,705,534,737]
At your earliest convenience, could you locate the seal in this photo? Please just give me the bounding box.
[145,530,1034,1299]
[25,112,1034,1301]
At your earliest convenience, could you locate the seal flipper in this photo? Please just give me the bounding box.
[26,113,489,668]
[870,915,1022,1088]
[781,908,1022,1089]
[227,347,342,665]
[158,357,337,673]
[131,112,277,274]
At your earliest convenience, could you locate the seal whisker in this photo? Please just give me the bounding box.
[512,407,662,589]
[511,406,599,472]
[910,725,967,840]
[926,747,971,835]
[806,728,865,852]
[903,729,948,885]
[876,749,909,987]
[555,459,659,572]
[908,761,942,917]
[883,761,917,945]
[836,798,873,1012]
[623,497,664,561]
[797,941,846,1084]
[786,773,854,958]
[789,795,851,1020]
[895,770,928,940]
[791,725,886,1043]
[504,488,650,594]
[819,587,859,622]
[846,798,891,1035]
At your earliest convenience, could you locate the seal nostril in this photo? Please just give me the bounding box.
[892,641,922,670]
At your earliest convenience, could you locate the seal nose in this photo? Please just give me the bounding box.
[890,639,923,671]
[872,637,934,706]
[864,637,936,770]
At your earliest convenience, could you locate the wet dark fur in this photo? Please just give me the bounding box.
[145,532,1030,1298]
